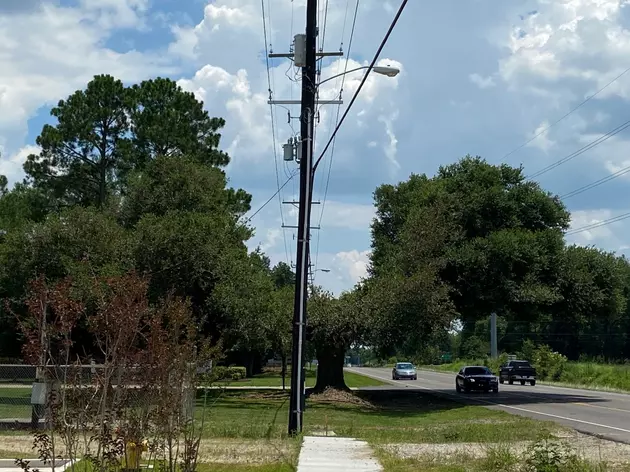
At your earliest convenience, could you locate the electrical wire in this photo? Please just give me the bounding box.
[261,0,290,264]
[313,0,357,275]
[565,211,630,236]
[498,64,630,163]
[560,164,630,200]
[244,170,299,224]
[313,0,409,173]
[525,118,630,180]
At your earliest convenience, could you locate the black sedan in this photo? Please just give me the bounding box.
[455,366,499,393]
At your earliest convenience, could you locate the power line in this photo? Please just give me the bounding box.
[313,0,408,173]
[525,118,630,180]
[499,64,630,163]
[314,0,358,275]
[561,164,630,200]
[565,211,630,236]
[261,0,290,264]
[244,170,299,224]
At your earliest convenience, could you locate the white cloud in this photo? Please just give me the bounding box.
[333,249,371,283]
[567,208,629,250]
[0,144,40,184]
[497,0,630,100]
[317,201,375,231]
[527,121,555,152]
[469,73,496,89]
[0,1,175,177]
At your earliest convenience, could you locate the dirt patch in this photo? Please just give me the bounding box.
[0,435,298,465]
[380,431,630,465]
[197,438,298,464]
[309,388,375,409]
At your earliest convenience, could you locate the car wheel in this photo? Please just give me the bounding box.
[520,380,526,386]
[499,378,504,384]
[413,376,417,380]
[492,388,499,394]
[530,380,536,386]
[456,383,461,393]
[508,379,514,385]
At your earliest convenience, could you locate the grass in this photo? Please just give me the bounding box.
[0,387,31,421]
[196,389,558,444]
[231,367,387,389]
[421,360,630,393]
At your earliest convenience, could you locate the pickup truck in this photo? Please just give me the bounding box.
[499,360,537,386]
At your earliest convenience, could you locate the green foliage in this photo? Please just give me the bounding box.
[126,77,230,168]
[228,366,247,380]
[524,436,580,472]
[24,74,129,208]
[483,353,509,374]
[460,335,487,359]
[524,344,568,381]
[23,75,240,211]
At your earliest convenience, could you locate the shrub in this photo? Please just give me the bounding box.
[484,352,509,374]
[534,345,567,381]
[211,366,228,381]
[227,366,246,380]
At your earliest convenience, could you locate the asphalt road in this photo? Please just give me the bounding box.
[347,366,630,443]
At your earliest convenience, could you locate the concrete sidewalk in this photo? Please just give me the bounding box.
[297,436,382,471]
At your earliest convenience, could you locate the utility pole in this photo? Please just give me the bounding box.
[268,0,343,436]
[287,0,317,436]
[490,312,498,359]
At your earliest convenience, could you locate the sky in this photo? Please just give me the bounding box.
[2,0,630,294]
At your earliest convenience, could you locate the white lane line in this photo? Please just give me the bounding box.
[348,369,630,435]
[417,368,630,401]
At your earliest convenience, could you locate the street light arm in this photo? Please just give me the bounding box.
[317,66,369,87]
[317,65,400,87]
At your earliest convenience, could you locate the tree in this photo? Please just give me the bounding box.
[0,207,132,358]
[309,288,367,391]
[370,156,570,349]
[126,77,230,169]
[271,261,296,288]
[0,174,7,196]
[24,75,238,210]
[120,155,242,227]
[545,246,630,360]
[0,183,49,232]
[24,75,129,208]
[269,284,294,389]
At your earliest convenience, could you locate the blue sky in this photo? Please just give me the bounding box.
[2,0,630,294]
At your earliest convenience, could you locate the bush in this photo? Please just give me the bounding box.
[534,345,567,381]
[228,366,246,380]
[484,352,509,374]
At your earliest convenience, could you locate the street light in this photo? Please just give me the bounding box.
[317,65,400,87]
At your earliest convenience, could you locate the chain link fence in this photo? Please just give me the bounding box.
[0,363,193,428]
[0,364,36,424]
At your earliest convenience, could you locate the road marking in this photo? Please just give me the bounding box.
[572,401,630,414]
[347,368,630,435]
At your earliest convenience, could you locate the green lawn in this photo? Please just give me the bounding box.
[3,387,618,471]
[0,387,31,421]
[230,368,387,389]
[196,389,558,444]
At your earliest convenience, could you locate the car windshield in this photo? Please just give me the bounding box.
[396,363,413,369]
[465,367,491,375]
[512,361,531,368]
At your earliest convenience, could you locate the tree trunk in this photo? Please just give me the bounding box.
[314,343,347,392]
[281,353,287,391]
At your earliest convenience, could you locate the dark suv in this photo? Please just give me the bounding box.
[499,360,537,386]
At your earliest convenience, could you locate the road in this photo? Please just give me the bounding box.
[347,366,630,443]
